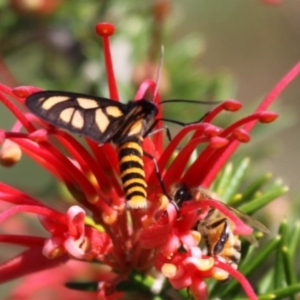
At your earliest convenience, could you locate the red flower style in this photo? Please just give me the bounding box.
[0,22,299,299]
[260,0,283,5]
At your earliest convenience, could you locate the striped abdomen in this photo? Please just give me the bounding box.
[118,137,147,209]
[199,209,241,281]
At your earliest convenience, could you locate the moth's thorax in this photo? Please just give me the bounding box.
[127,99,158,119]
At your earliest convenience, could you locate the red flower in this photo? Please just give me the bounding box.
[0,22,299,299]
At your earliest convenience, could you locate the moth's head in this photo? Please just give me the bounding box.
[132,99,159,120]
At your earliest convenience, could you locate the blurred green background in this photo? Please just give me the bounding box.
[0,1,299,218]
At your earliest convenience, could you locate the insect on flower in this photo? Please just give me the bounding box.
[25,91,211,209]
[171,183,269,281]
[25,90,160,209]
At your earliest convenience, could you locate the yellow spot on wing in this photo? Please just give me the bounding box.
[42,96,70,110]
[60,107,75,123]
[95,108,109,132]
[128,120,143,136]
[77,98,99,109]
[71,110,84,129]
[106,106,123,118]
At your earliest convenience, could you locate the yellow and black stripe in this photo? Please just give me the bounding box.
[118,137,148,209]
[25,91,159,209]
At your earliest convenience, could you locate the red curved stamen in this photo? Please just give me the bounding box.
[190,112,278,186]
[135,79,158,101]
[85,140,122,196]
[207,99,242,121]
[201,115,277,187]
[172,131,225,187]
[7,136,100,205]
[258,111,278,123]
[0,92,36,133]
[13,86,43,98]
[0,235,45,247]
[147,123,209,187]
[163,123,210,167]
[219,112,275,139]
[55,131,122,196]
[191,100,242,140]
[0,182,44,206]
[0,247,69,284]
[202,62,300,186]
[10,139,67,181]
[209,136,229,148]
[135,79,163,154]
[203,125,223,137]
[189,136,238,187]
[143,137,157,182]
[0,84,20,98]
[214,260,258,300]
[0,205,66,224]
[232,128,250,143]
[95,22,119,101]
[182,138,228,185]
[163,137,212,189]
[254,61,300,116]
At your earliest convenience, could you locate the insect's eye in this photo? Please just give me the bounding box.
[174,185,192,206]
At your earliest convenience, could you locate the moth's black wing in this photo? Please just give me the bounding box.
[25,91,129,144]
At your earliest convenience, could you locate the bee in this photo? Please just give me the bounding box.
[171,183,268,281]
[26,91,161,209]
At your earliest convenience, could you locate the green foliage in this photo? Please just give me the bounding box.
[209,159,299,300]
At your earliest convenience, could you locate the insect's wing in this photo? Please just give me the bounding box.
[242,233,259,247]
[190,187,269,234]
[26,91,127,144]
[225,204,269,234]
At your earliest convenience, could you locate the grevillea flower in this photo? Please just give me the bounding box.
[0,22,299,300]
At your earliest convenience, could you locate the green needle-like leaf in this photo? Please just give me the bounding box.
[257,284,300,300]
[240,235,281,276]
[257,269,275,295]
[223,157,250,203]
[278,218,289,246]
[289,220,300,258]
[282,246,297,286]
[238,186,288,214]
[239,172,273,205]
[214,162,233,196]
[273,222,286,289]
